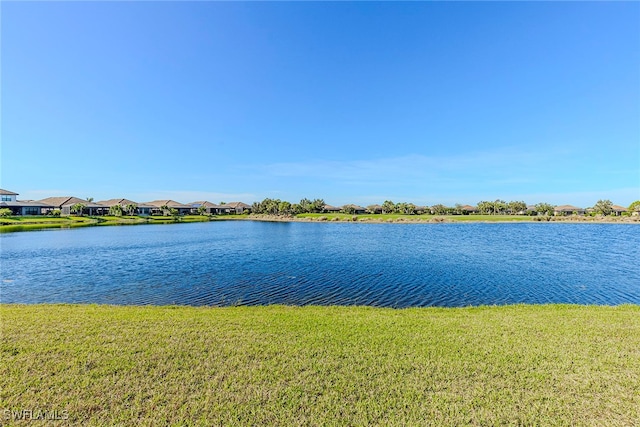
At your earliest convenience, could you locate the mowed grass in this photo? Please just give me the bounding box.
[0,215,221,232]
[2,304,639,425]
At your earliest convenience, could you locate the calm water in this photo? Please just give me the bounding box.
[1,221,639,307]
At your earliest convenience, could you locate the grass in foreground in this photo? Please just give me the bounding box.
[1,304,639,425]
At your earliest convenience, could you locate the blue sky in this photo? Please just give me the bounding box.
[2,2,639,207]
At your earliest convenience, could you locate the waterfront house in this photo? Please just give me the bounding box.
[189,201,224,215]
[145,200,192,216]
[39,196,108,216]
[341,204,367,214]
[323,204,342,213]
[554,205,586,216]
[96,199,154,216]
[366,204,383,214]
[0,189,54,215]
[611,205,628,216]
[461,205,478,215]
[221,202,251,214]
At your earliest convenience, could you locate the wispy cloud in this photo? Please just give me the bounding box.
[259,147,570,185]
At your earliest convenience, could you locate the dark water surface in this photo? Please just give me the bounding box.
[1,221,638,307]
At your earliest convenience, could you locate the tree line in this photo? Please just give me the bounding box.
[248,198,640,217]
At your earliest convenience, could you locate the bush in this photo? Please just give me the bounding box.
[0,208,13,217]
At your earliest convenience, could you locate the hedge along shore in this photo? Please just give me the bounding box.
[2,304,639,426]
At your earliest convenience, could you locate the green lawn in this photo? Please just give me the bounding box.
[0,215,222,232]
[2,304,638,425]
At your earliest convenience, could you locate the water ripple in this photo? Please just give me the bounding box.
[1,222,639,307]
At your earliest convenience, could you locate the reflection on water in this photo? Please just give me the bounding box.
[1,221,639,307]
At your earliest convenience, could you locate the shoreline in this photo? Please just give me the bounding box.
[1,213,638,232]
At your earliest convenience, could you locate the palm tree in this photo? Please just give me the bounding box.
[382,200,395,214]
[71,203,86,216]
[125,204,137,216]
[109,204,123,217]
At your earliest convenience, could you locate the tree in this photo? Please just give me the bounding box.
[86,197,94,202]
[160,205,170,216]
[477,201,493,215]
[593,199,613,216]
[629,200,640,215]
[71,203,86,216]
[125,204,137,216]
[299,198,312,213]
[109,204,123,216]
[534,203,554,216]
[311,199,325,213]
[197,206,207,216]
[382,200,395,214]
[342,204,357,214]
[431,204,448,215]
[394,202,407,214]
[278,201,292,215]
[507,201,527,215]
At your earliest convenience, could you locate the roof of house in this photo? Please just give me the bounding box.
[38,197,74,207]
[611,205,627,211]
[554,205,584,212]
[144,200,191,208]
[190,201,223,208]
[0,200,54,208]
[38,197,106,208]
[0,189,18,196]
[96,198,139,207]
[323,204,341,211]
[461,205,477,211]
[222,202,251,209]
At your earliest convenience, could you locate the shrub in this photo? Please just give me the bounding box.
[0,208,12,217]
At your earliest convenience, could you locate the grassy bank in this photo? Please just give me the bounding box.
[2,304,639,425]
[0,215,222,232]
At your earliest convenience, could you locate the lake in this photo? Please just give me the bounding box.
[1,221,639,307]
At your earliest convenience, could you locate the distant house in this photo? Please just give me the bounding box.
[611,205,628,216]
[145,200,192,216]
[189,201,224,215]
[415,206,430,215]
[461,205,478,215]
[366,204,383,214]
[39,196,107,216]
[554,205,586,216]
[0,189,54,215]
[323,204,342,213]
[0,189,18,202]
[221,202,251,214]
[96,198,154,216]
[352,205,366,214]
[341,204,366,214]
